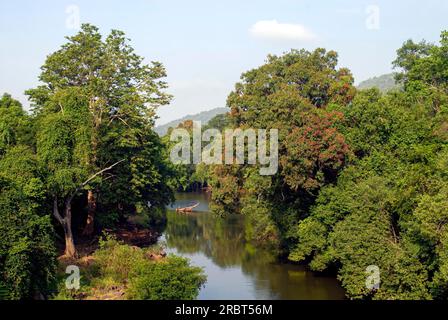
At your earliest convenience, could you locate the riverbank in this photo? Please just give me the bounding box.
[54,212,205,300]
[55,235,205,300]
[55,225,166,300]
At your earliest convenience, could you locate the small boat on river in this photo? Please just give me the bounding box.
[176,202,200,213]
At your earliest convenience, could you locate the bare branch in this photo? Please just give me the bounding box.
[82,159,126,188]
[58,103,64,114]
[68,159,126,203]
[108,114,130,127]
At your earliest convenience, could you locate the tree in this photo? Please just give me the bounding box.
[210,48,355,248]
[97,115,175,226]
[204,113,231,132]
[27,24,172,235]
[289,172,432,299]
[0,94,32,154]
[393,32,448,113]
[227,48,355,131]
[207,34,448,299]
[280,110,351,192]
[286,32,448,298]
[0,146,56,299]
[35,89,126,257]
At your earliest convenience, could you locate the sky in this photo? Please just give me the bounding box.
[1,0,448,125]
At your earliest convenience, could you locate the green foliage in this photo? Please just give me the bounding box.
[163,120,211,192]
[98,122,175,221]
[28,23,174,224]
[19,24,176,259]
[0,23,179,298]
[0,93,33,154]
[210,48,355,248]
[227,48,355,129]
[203,113,232,132]
[37,110,88,196]
[94,235,148,283]
[393,32,448,114]
[291,173,432,299]
[209,164,242,216]
[241,197,280,247]
[0,147,56,299]
[285,31,448,299]
[93,236,206,300]
[3,21,448,301]
[208,32,448,300]
[127,255,206,300]
[0,282,10,300]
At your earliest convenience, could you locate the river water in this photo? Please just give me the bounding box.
[161,192,345,300]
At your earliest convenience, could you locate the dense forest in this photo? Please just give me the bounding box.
[183,32,448,300]
[1,24,448,300]
[0,24,204,300]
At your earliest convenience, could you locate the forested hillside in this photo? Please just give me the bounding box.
[357,73,402,92]
[155,107,228,136]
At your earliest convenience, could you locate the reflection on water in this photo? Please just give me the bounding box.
[162,192,345,300]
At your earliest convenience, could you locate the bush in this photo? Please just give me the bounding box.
[127,256,206,300]
[91,235,206,300]
[94,235,145,284]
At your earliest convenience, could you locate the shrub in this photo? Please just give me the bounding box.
[94,235,145,284]
[127,256,206,300]
[92,235,206,300]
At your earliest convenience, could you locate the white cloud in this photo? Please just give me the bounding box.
[249,20,316,41]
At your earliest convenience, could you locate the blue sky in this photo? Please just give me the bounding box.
[1,0,448,125]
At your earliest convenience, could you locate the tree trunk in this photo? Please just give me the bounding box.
[63,200,77,258]
[53,197,77,258]
[52,161,124,257]
[83,190,96,236]
[84,110,99,236]
[63,220,76,258]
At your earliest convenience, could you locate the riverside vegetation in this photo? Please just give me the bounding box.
[1,24,448,300]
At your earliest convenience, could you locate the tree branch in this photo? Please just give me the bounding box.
[52,196,64,225]
[67,159,126,203]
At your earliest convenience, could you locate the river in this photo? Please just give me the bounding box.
[161,192,345,300]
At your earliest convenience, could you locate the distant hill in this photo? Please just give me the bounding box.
[357,73,402,92]
[155,107,228,136]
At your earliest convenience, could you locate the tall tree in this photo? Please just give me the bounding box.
[35,92,89,257]
[27,24,172,235]
[210,48,355,246]
[393,32,448,113]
